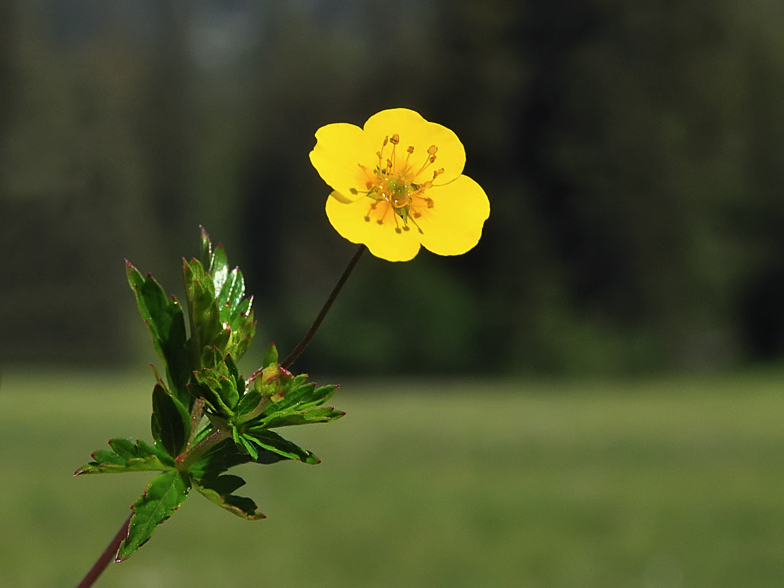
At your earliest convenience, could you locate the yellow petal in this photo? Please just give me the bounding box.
[416,175,490,256]
[325,192,422,262]
[363,108,466,185]
[309,123,376,199]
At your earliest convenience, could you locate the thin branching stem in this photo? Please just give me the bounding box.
[281,244,366,369]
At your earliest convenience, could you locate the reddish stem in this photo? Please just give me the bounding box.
[76,513,132,588]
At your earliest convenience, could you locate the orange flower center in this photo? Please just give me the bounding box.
[352,134,444,234]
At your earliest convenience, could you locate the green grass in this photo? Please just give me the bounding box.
[2,369,784,587]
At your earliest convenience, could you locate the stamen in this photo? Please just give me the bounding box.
[408,214,425,235]
[404,146,414,172]
[414,145,439,179]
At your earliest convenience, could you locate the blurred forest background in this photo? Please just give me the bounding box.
[3,0,784,377]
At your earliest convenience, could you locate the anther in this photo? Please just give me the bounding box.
[403,226,411,232]
[349,188,358,195]
[395,228,402,234]
[390,134,400,145]
[376,219,384,225]
[427,145,438,155]
[407,146,414,154]
[364,215,371,222]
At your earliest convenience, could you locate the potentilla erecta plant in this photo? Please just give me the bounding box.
[75,108,489,588]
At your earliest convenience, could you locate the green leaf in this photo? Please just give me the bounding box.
[216,267,245,323]
[75,438,175,475]
[151,384,190,457]
[126,263,191,406]
[243,428,320,464]
[117,471,191,561]
[199,226,213,271]
[210,243,230,294]
[259,406,346,429]
[183,258,222,367]
[262,343,278,368]
[254,377,344,429]
[235,390,263,419]
[193,359,242,415]
[194,474,265,520]
[187,438,283,519]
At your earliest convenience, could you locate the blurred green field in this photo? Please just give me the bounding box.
[2,370,784,588]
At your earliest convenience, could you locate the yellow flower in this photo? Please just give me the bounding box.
[309,108,490,262]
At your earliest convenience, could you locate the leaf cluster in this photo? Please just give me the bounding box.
[76,228,344,561]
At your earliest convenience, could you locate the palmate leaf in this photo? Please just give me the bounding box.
[195,228,257,363]
[75,438,175,475]
[117,471,191,561]
[255,373,345,430]
[188,439,282,520]
[192,356,244,416]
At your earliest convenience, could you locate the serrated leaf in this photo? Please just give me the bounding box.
[259,406,346,429]
[256,380,341,428]
[216,267,245,322]
[210,243,229,294]
[127,263,191,406]
[152,384,190,457]
[243,429,320,464]
[194,474,265,520]
[75,438,175,475]
[117,471,191,561]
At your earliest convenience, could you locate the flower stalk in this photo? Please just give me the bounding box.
[281,244,366,369]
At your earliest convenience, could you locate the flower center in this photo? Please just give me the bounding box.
[353,134,444,234]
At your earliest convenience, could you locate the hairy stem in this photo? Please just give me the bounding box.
[281,244,366,369]
[176,427,232,471]
[76,513,132,588]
